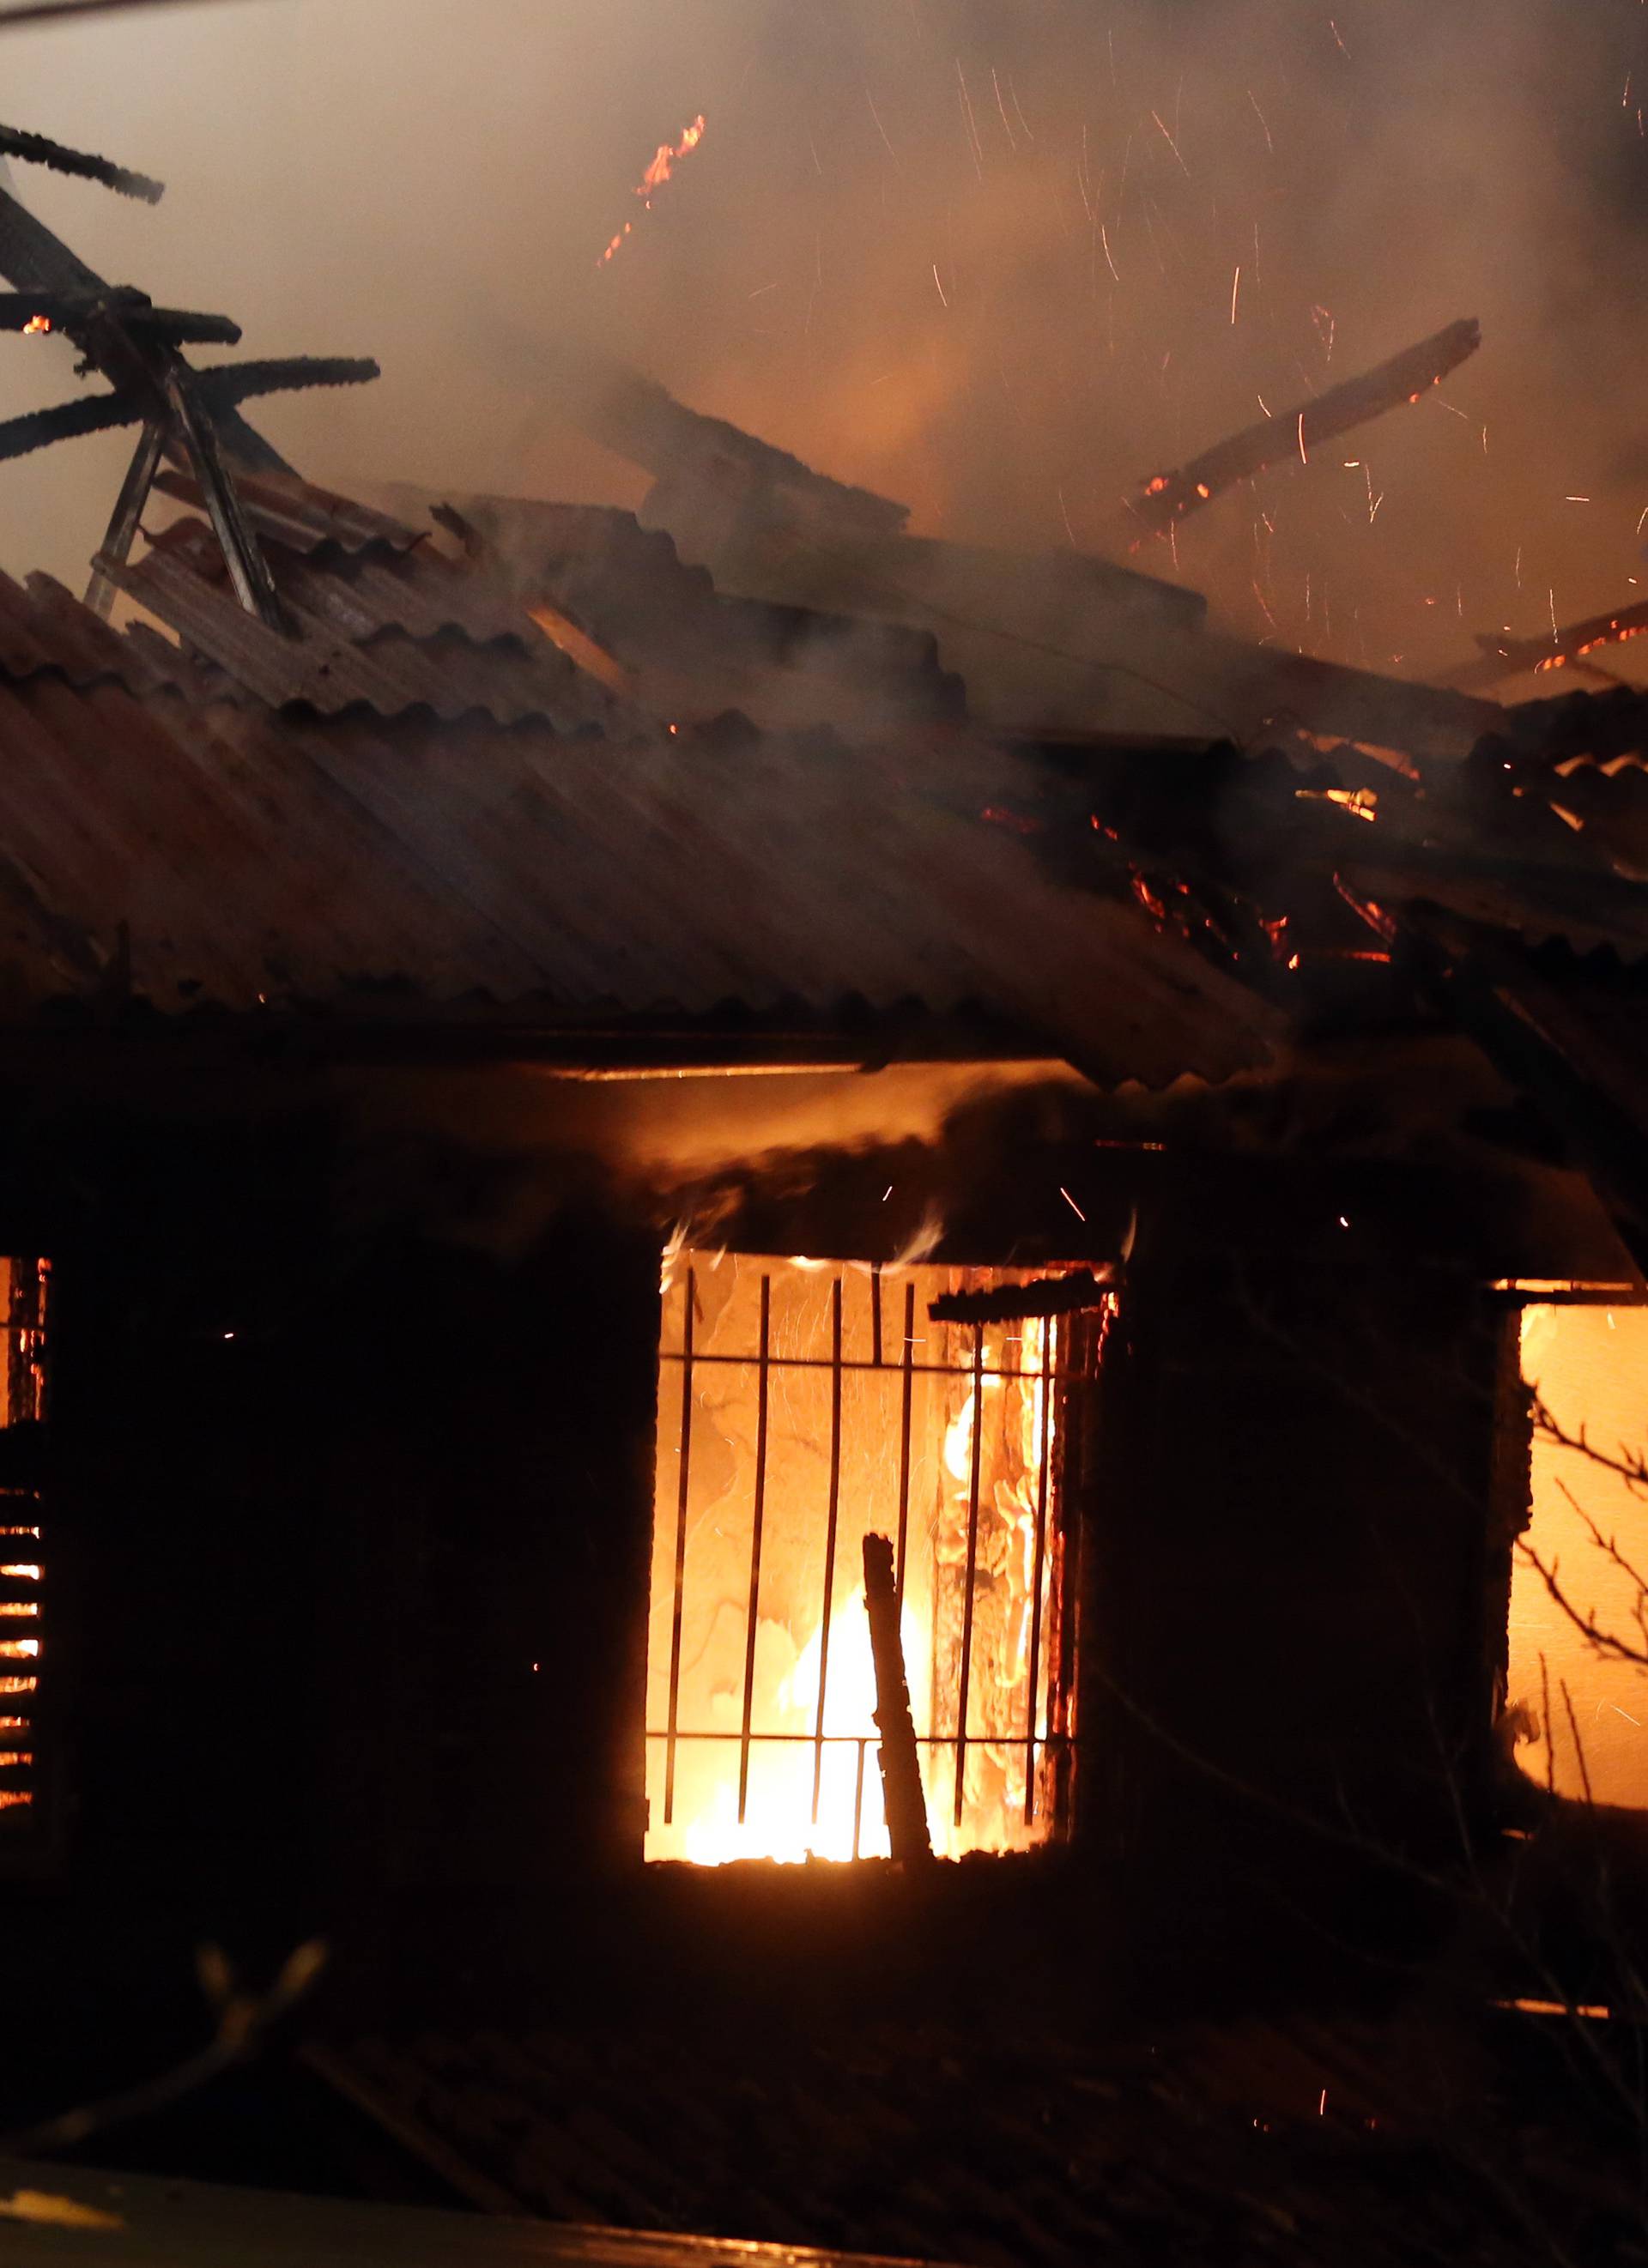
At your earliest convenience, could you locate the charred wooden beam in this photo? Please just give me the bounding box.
[543,336,911,543]
[862,1532,931,1864]
[1134,318,1481,533]
[0,175,288,474]
[0,290,242,346]
[0,122,163,204]
[161,367,288,633]
[929,1269,1118,1326]
[1449,597,1648,692]
[85,416,165,619]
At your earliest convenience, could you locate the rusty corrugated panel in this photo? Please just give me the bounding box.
[101,544,621,732]
[0,667,1281,1084]
[0,567,164,690]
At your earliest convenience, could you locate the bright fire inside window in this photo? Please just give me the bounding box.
[1508,1303,1648,1808]
[0,1255,49,1832]
[646,1251,1101,1864]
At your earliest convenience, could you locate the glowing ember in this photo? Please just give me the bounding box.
[598,114,707,268]
[21,314,49,336]
[0,1790,32,1810]
[0,1640,39,1660]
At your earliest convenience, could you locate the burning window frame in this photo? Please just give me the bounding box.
[645,1249,1111,1866]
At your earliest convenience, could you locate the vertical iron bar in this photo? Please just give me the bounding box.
[870,1262,883,1368]
[852,1738,867,1859]
[736,1275,772,1823]
[1024,1318,1055,1823]
[954,1321,985,1829]
[663,1267,694,1826]
[811,1275,845,1823]
[894,1283,915,1594]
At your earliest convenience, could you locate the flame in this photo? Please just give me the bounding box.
[0,1789,32,1809]
[598,114,707,267]
[0,1640,39,1659]
[0,1566,39,1582]
[0,1678,37,1696]
[648,1258,1074,1866]
[21,314,50,336]
[639,116,705,196]
[526,600,631,693]
[0,1602,38,1618]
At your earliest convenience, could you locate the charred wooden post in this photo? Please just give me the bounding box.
[861,1532,932,1863]
[1134,317,1481,533]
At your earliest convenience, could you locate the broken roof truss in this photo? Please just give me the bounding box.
[0,119,377,632]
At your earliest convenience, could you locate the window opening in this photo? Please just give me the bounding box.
[1507,1300,1648,1807]
[646,1251,1106,1863]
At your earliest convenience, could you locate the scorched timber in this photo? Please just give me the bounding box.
[930,1270,1117,1325]
[1449,597,1648,691]
[862,1533,931,1865]
[1135,318,1481,533]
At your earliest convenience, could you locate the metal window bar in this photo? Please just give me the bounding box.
[736,1274,772,1823]
[1024,1315,1055,1823]
[646,1728,1079,1861]
[662,1264,694,1826]
[953,1321,985,1828]
[894,1280,915,1594]
[810,1275,845,1824]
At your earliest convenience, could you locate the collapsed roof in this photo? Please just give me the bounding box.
[0,121,1639,1265]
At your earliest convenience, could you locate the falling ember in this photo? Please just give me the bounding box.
[598,113,707,267]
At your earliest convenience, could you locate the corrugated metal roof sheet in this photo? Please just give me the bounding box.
[102,537,625,732]
[0,643,1281,1083]
[0,565,167,691]
[154,464,421,555]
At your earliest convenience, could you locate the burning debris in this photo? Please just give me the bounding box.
[1133,318,1482,535]
[0,121,376,630]
[1452,594,1648,688]
[598,113,707,266]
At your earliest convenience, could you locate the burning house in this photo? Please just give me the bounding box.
[0,113,1645,2262]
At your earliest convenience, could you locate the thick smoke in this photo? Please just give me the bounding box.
[2,0,1646,686]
